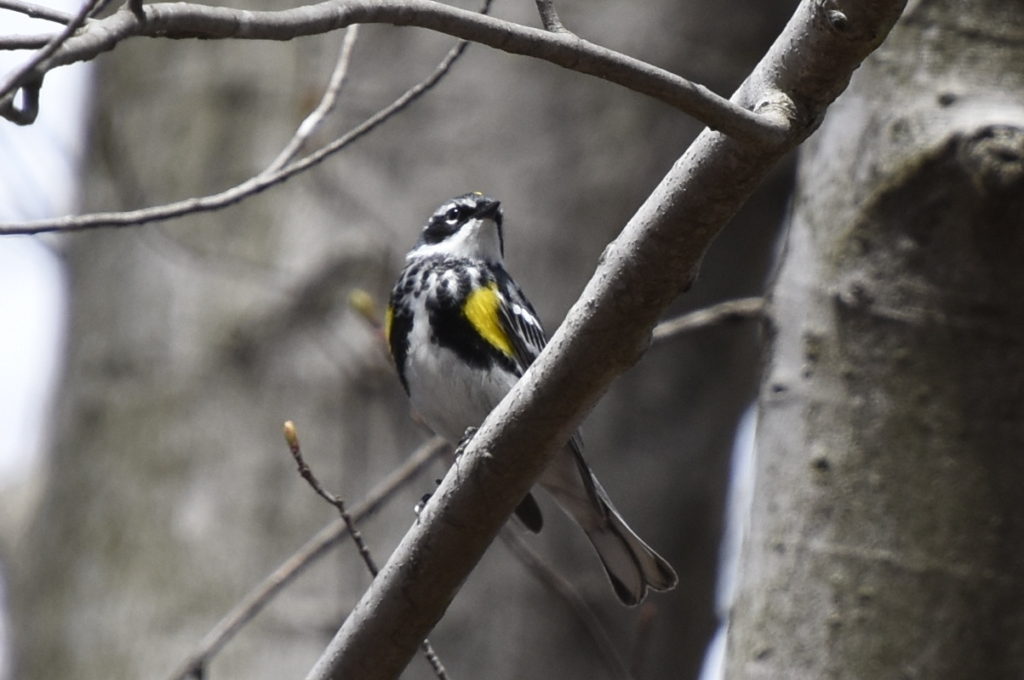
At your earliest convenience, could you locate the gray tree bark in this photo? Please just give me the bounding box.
[5,2,790,679]
[727,1,1024,677]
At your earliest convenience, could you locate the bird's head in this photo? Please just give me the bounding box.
[412,192,505,262]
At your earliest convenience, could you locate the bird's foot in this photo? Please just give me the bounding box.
[414,478,442,520]
[454,426,478,458]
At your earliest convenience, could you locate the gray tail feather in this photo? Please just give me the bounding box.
[541,441,677,606]
[585,488,678,606]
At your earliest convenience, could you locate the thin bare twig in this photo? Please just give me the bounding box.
[0,33,61,49]
[0,2,488,235]
[283,422,449,680]
[0,0,788,142]
[651,297,764,344]
[0,0,102,124]
[0,0,74,24]
[264,25,360,175]
[284,421,380,574]
[166,436,449,680]
[499,528,634,680]
[533,0,568,33]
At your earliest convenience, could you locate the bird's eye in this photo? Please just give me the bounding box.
[444,206,463,223]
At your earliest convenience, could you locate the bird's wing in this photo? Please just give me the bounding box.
[494,269,548,374]
[494,267,585,458]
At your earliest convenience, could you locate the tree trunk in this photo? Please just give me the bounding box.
[726,1,1024,677]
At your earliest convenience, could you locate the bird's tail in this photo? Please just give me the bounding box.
[540,443,677,606]
[584,479,678,606]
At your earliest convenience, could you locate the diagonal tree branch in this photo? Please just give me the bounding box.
[0,0,786,143]
[303,1,907,679]
[164,295,749,680]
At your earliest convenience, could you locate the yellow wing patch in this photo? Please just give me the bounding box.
[463,282,515,358]
[384,304,394,344]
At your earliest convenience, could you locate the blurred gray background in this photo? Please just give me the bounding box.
[2,0,793,678]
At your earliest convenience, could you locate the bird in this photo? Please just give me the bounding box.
[385,192,677,606]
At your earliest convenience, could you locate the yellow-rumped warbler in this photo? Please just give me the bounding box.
[386,192,677,606]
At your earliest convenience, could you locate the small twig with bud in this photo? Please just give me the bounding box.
[282,421,450,680]
[166,436,447,680]
[283,421,379,574]
[348,288,383,330]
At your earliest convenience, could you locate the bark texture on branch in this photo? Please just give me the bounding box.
[728,0,1024,676]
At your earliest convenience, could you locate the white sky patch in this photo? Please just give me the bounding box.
[0,237,65,484]
[0,4,92,485]
[0,6,92,678]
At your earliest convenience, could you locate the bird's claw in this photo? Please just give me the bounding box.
[454,426,478,458]
[414,478,442,521]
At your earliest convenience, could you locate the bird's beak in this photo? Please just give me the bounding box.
[473,198,501,220]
